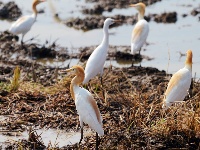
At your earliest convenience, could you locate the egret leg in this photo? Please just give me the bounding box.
[95,132,99,150]
[131,58,134,67]
[21,34,24,46]
[79,127,83,144]
[32,62,37,82]
[100,76,103,88]
[100,68,104,87]
[100,76,105,99]
[100,68,105,99]
[139,48,141,56]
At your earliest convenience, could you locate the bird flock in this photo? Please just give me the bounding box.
[7,1,193,149]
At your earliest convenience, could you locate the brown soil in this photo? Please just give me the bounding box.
[0,61,199,149]
[83,0,161,14]
[0,32,200,149]
[191,6,200,16]
[152,12,177,23]
[0,31,147,68]
[64,12,177,31]
[1,1,199,31]
[0,1,200,149]
[0,1,22,21]
[64,0,178,31]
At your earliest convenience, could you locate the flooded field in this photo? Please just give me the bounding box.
[0,127,91,148]
[1,0,200,76]
[0,0,200,149]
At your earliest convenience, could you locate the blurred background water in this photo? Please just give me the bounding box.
[0,0,200,78]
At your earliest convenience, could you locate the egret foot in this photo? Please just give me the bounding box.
[79,127,83,144]
[96,132,100,150]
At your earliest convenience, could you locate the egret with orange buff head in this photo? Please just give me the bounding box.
[130,2,149,65]
[163,50,193,109]
[9,0,46,45]
[66,65,104,150]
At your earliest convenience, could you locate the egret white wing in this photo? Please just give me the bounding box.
[131,19,149,53]
[9,15,35,35]
[83,44,107,83]
[74,87,104,136]
[164,68,192,107]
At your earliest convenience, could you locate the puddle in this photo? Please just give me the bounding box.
[0,128,94,148]
[0,115,94,148]
[0,0,200,77]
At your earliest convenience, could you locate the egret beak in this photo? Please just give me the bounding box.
[39,0,46,2]
[66,68,72,72]
[114,20,121,23]
[59,70,67,74]
[129,4,136,7]
[59,68,72,74]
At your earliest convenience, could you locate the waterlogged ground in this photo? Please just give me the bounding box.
[0,59,199,149]
[0,0,200,76]
[0,0,200,149]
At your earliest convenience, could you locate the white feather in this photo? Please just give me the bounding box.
[164,67,192,108]
[73,85,104,136]
[9,14,36,35]
[83,44,107,84]
[83,18,115,84]
[131,19,149,54]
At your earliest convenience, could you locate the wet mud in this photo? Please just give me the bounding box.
[83,0,161,15]
[0,59,199,149]
[0,1,200,149]
[0,31,146,69]
[65,0,178,30]
[0,1,22,21]
[153,12,177,23]
[64,12,177,31]
[0,31,200,149]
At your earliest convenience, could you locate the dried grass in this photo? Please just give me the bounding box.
[10,66,20,92]
[0,66,199,149]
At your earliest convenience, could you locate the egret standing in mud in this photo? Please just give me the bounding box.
[130,2,149,66]
[83,18,120,85]
[163,50,193,109]
[9,0,46,45]
[66,65,104,150]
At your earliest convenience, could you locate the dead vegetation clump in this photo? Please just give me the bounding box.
[0,66,199,149]
[10,66,20,92]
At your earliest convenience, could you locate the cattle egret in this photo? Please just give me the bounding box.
[163,50,193,109]
[9,0,46,45]
[83,18,120,84]
[66,65,104,149]
[130,2,149,64]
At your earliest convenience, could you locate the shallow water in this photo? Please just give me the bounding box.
[0,127,93,148]
[0,1,199,147]
[0,0,200,77]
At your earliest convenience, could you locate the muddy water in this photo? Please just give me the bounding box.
[0,1,199,148]
[0,127,93,148]
[0,115,92,147]
[0,0,200,77]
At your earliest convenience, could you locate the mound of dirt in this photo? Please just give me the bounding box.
[0,1,22,21]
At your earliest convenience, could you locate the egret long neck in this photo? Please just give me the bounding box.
[32,2,38,18]
[101,25,109,47]
[70,73,84,100]
[185,52,192,71]
[138,9,145,20]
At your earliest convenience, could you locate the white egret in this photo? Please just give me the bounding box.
[9,0,46,45]
[130,2,149,65]
[66,65,104,149]
[163,50,193,109]
[83,18,120,84]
